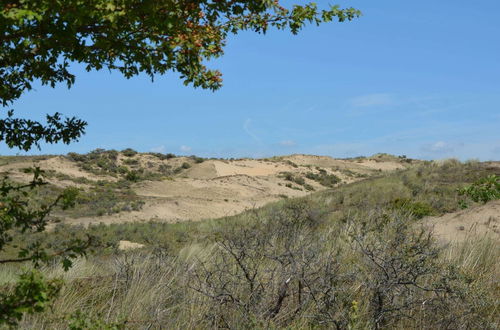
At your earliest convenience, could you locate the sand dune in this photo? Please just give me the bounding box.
[424,200,500,242]
[0,152,415,226]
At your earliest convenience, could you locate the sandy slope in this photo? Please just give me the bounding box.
[0,153,410,225]
[423,200,500,242]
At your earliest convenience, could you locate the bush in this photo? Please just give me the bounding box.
[390,198,435,219]
[67,149,121,176]
[125,171,140,182]
[69,182,143,217]
[150,152,176,160]
[158,164,173,175]
[284,160,298,168]
[279,172,305,186]
[66,152,85,162]
[121,148,138,157]
[458,174,500,205]
[305,171,341,187]
[190,155,205,163]
[304,183,315,191]
[123,158,139,166]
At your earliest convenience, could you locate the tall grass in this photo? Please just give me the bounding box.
[8,209,498,329]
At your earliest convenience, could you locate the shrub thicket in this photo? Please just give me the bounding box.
[305,169,341,187]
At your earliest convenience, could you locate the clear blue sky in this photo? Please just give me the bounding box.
[5,0,500,160]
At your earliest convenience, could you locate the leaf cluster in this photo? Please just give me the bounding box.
[458,174,500,205]
[1,0,360,104]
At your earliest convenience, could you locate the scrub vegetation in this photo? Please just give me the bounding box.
[1,158,499,328]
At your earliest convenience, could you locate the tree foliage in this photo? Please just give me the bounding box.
[1,0,360,103]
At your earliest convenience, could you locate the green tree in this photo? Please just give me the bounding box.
[0,0,360,324]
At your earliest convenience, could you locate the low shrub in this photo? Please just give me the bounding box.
[279,172,305,186]
[458,174,500,205]
[189,155,205,163]
[305,170,341,187]
[150,152,176,160]
[123,158,139,166]
[121,148,138,157]
[390,198,435,219]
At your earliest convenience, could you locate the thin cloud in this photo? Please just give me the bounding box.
[243,118,261,143]
[180,145,192,152]
[421,141,455,153]
[349,93,395,108]
[279,140,296,147]
[151,145,166,153]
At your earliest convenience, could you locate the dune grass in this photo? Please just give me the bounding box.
[1,159,499,328]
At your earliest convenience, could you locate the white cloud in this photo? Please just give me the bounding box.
[150,145,166,153]
[243,118,261,142]
[180,145,192,152]
[279,140,296,147]
[349,93,394,108]
[421,141,455,153]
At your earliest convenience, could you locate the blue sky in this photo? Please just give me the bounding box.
[5,0,500,160]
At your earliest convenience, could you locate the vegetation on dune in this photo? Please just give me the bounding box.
[66,148,191,182]
[305,169,342,187]
[279,168,343,192]
[0,159,498,328]
[279,171,307,190]
[149,152,176,161]
[32,168,145,218]
[34,159,499,253]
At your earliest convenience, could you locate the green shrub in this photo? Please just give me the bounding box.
[303,183,315,191]
[67,149,121,176]
[125,170,140,182]
[158,164,173,175]
[121,148,138,157]
[279,172,306,186]
[284,160,298,168]
[66,152,85,162]
[190,155,205,163]
[280,171,294,181]
[390,198,435,219]
[150,152,176,160]
[458,174,500,204]
[305,171,341,187]
[69,182,143,217]
[123,158,139,166]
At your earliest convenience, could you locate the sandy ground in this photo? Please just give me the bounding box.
[67,154,401,225]
[118,240,145,250]
[0,153,411,226]
[423,200,500,243]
